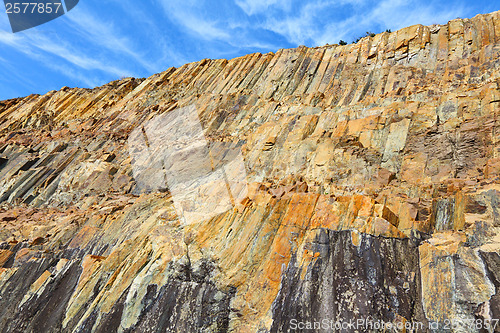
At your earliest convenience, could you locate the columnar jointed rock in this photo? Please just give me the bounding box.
[0,10,499,333]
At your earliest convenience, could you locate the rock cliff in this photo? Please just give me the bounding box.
[0,10,499,333]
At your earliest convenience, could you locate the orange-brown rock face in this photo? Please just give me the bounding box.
[0,11,499,333]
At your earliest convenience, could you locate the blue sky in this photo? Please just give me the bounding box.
[0,0,498,100]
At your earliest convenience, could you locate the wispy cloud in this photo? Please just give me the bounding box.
[367,0,467,29]
[31,34,134,77]
[253,0,468,46]
[43,61,103,88]
[235,0,291,16]
[63,7,159,73]
[155,0,283,57]
[106,0,190,67]
[0,56,39,93]
[0,29,134,88]
[0,30,22,47]
[157,0,231,41]
[263,1,336,46]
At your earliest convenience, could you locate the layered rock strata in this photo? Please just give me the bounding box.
[0,10,499,332]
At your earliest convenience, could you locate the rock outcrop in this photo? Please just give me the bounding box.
[0,10,499,333]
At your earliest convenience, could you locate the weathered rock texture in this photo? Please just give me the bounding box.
[0,11,499,333]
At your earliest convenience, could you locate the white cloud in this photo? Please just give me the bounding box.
[0,1,174,91]
[369,0,466,29]
[29,34,134,77]
[157,0,230,41]
[0,31,22,47]
[107,0,190,67]
[154,0,283,58]
[0,56,39,92]
[63,7,159,73]
[43,61,103,88]
[253,0,468,46]
[0,30,134,86]
[262,1,338,45]
[235,0,291,16]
